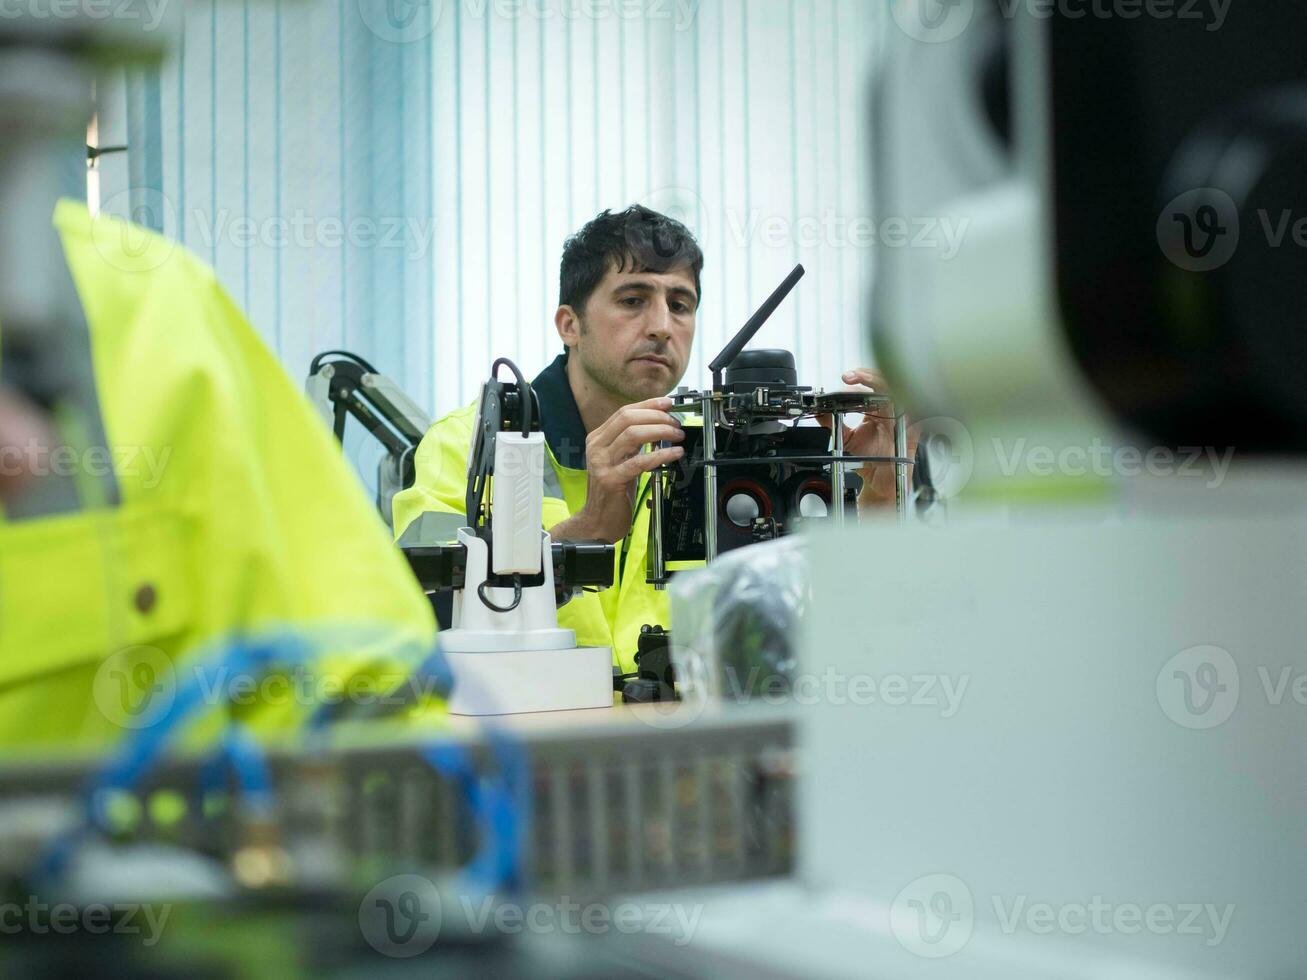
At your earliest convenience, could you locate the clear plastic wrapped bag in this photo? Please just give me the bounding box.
[669,536,808,704]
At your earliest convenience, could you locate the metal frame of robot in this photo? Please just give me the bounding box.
[648,385,913,582]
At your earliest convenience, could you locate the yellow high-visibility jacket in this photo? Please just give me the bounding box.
[0,200,436,750]
[392,353,668,674]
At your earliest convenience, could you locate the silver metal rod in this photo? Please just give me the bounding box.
[894,406,911,520]
[649,460,666,589]
[702,395,718,562]
[831,411,846,527]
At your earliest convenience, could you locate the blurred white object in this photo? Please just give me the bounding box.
[874,3,1111,499]
[624,504,1304,979]
[793,508,1307,978]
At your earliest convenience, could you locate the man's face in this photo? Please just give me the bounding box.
[564,262,698,403]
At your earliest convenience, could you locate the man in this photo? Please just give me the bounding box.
[393,205,907,673]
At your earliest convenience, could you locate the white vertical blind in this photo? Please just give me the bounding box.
[429,0,883,414]
[106,0,882,424]
[103,0,435,412]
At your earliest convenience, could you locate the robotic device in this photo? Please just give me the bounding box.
[623,265,916,705]
[401,358,616,716]
[617,624,675,704]
[306,350,432,530]
[647,263,914,588]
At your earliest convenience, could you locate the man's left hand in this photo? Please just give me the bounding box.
[819,368,918,509]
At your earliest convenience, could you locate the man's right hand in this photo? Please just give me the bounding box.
[551,396,685,544]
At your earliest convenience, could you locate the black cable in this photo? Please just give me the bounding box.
[470,358,535,614]
[310,350,380,375]
[478,576,523,614]
[490,357,533,435]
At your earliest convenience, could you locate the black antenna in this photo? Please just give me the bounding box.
[708,263,806,390]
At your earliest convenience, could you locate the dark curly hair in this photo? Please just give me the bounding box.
[559,205,704,315]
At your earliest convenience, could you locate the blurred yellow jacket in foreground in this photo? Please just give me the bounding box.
[0,201,437,750]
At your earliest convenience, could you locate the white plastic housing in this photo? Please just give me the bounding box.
[490,432,545,576]
[875,10,1113,495]
[443,530,612,716]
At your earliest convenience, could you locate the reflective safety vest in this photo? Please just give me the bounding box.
[0,200,437,751]
[392,353,668,674]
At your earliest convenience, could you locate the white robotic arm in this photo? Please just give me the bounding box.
[413,359,615,716]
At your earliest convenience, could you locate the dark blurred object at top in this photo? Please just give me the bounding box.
[874,0,1307,454]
